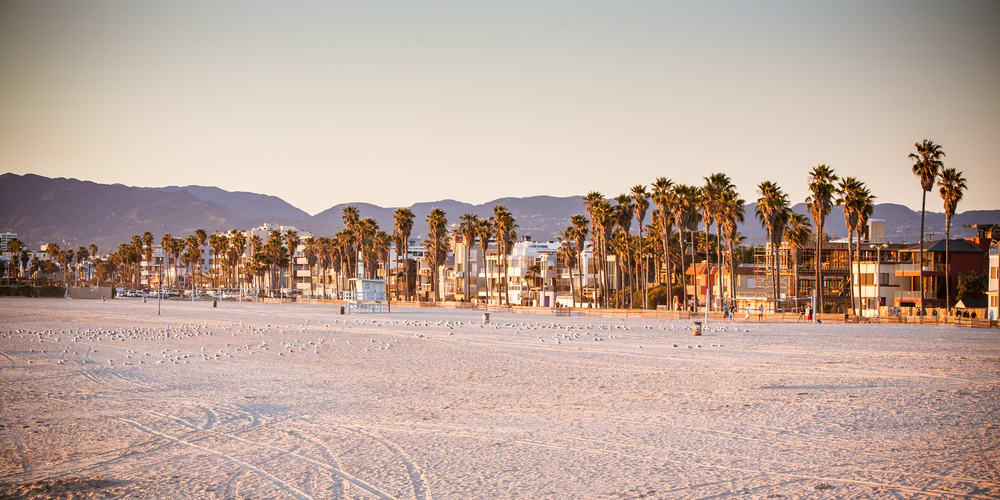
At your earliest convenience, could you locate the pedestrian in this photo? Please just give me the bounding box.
[758,304,764,322]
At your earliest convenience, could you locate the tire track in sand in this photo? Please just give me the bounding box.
[120,418,314,500]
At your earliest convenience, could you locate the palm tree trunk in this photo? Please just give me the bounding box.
[576,250,584,308]
[919,190,926,314]
[816,222,824,313]
[678,229,687,311]
[704,224,711,311]
[690,229,698,312]
[847,228,856,317]
[945,218,951,315]
[664,225,672,310]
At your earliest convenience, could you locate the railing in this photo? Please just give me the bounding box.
[893,263,945,273]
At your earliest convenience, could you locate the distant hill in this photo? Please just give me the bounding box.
[2,173,997,251]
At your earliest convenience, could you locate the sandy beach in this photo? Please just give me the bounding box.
[1,297,997,498]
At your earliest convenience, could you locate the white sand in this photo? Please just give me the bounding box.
[0,297,997,499]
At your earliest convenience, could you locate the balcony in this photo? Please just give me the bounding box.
[893,263,945,277]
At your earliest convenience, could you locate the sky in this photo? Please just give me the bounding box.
[1,0,998,215]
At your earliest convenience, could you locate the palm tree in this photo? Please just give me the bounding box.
[459,214,480,302]
[342,206,360,278]
[7,238,23,278]
[756,181,791,307]
[785,212,812,301]
[283,229,300,295]
[583,192,606,307]
[7,238,24,278]
[671,185,701,311]
[630,185,650,308]
[426,208,448,302]
[558,227,578,307]
[493,206,517,306]
[837,177,864,316]
[209,233,225,288]
[184,235,201,294]
[704,173,734,309]
[475,218,494,305]
[938,167,967,314]
[303,236,318,297]
[594,199,617,308]
[570,214,589,307]
[716,189,745,305]
[853,187,875,316]
[614,194,634,307]
[194,229,207,287]
[75,247,89,285]
[651,178,675,307]
[909,140,945,314]
[805,165,839,313]
[393,208,415,300]
[229,230,246,292]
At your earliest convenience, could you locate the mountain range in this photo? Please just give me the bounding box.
[2,173,997,251]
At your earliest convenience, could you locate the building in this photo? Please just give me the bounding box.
[0,232,17,252]
[988,243,998,321]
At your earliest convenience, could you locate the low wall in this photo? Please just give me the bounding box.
[68,287,113,299]
[210,296,997,328]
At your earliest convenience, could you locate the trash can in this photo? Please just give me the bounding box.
[212,299,217,308]
[482,312,490,324]
[691,321,702,336]
[339,306,345,315]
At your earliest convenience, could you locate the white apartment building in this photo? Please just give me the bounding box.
[0,231,17,252]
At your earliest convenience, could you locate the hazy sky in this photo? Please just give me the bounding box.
[1,1,998,214]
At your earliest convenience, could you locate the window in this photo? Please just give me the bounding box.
[879,273,889,286]
[992,266,998,280]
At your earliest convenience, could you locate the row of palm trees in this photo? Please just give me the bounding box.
[8,139,967,313]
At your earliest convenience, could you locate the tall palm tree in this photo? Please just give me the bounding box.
[76,246,89,285]
[909,139,945,314]
[493,206,517,306]
[570,214,589,307]
[594,199,617,308]
[195,229,207,287]
[631,185,650,308]
[853,187,875,316]
[160,234,174,287]
[651,178,675,307]
[185,235,201,294]
[342,206,361,278]
[938,167,966,314]
[805,165,838,313]
[704,173,734,309]
[756,181,791,306]
[7,238,23,278]
[583,192,606,307]
[425,208,448,302]
[673,185,702,311]
[558,226,578,307]
[459,214,480,302]
[785,212,812,301]
[393,208,415,300]
[475,218,494,305]
[229,229,246,291]
[283,229,300,295]
[716,189,745,305]
[209,233,225,288]
[303,236,318,297]
[837,177,864,316]
[614,194,634,307]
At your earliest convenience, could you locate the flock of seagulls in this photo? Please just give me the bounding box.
[1,315,754,371]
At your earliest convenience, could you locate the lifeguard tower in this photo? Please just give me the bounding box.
[344,278,387,313]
